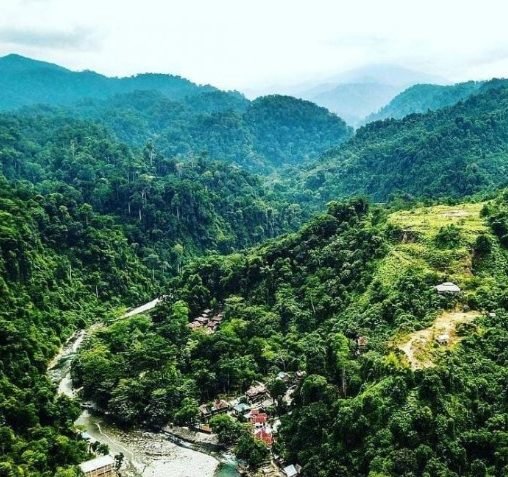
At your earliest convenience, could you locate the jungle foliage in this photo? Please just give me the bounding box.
[75,196,508,476]
[294,85,508,204]
[0,177,155,476]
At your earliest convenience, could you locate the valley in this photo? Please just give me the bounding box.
[49,329,236,477]
[0,49,507,477]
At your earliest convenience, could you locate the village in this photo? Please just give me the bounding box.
[77,281,464,477]
[171,308,308,475]
[77,374,304,477]
[188,308,225,333]
[187,309,305,475]
[195,372,305,477]
[77,307,306,477]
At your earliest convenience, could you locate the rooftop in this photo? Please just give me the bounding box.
[233,402,251,413]
[436,282,461,293]
[79,455,115,473]
[246,383,267,397]
[255,428,273,446]
[283,464,301,477]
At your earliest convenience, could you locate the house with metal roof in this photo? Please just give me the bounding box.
[79,455,116,477]
[283,464,302,477]
[435,282,461,294]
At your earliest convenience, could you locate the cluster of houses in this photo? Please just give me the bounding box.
[188,308,224,333]
[199,381,276,445]
[198,373,306,475]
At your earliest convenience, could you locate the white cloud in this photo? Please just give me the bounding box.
[0,26,99,50]
[0,0,507,90]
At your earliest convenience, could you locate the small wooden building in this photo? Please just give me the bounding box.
[211,399,230,414]
[436,334,450,345]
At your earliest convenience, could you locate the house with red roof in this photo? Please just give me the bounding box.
[255,428,273,446]
[250,412,268,427]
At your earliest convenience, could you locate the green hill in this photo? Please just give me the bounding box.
[24,91,351,171]
[0,112,309,266]
[366,81,485,123]
[295,85,508,205]
[73,195,508,476]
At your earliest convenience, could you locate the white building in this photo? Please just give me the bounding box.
[435,282,461,294]
[283,464,302,477]
[436,334,450,345]
[79,455,116,477]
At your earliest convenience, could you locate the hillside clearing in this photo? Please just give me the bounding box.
[397,310,480,370]
[376,203,489,287]
[388,203,487,240]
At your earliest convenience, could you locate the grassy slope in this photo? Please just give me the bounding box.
[371,202,504,368]
[384,203,487,286]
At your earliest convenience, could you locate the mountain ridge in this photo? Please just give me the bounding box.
[0,53,220,109]
[288,83,508,205]
[365,81,486,123]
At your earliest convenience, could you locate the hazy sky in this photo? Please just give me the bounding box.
[1,0,508,91]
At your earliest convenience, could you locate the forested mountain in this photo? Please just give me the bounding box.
[74,195,508,476]
[293,85,508,204]
[25,91,351,171]
[243,95,352,167]
[366,81,485,123]
[0,177,155,476]
[0,54,218,109]
[0,113,307,273]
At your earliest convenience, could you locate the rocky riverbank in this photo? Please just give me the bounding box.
[76,412,221,477]
[47,313,242,477]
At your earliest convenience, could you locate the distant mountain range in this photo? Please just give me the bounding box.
[306,82,400,126]
[4,53,508,183]
[1,54,351,171]
[0,53,219,109]
[4,54,496,132]
[250,65,449,126]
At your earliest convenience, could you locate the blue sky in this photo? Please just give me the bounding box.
[1,0,508,91]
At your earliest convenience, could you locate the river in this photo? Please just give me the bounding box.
[48,326,240,477]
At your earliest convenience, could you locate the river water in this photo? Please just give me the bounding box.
[48,329,240,477]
